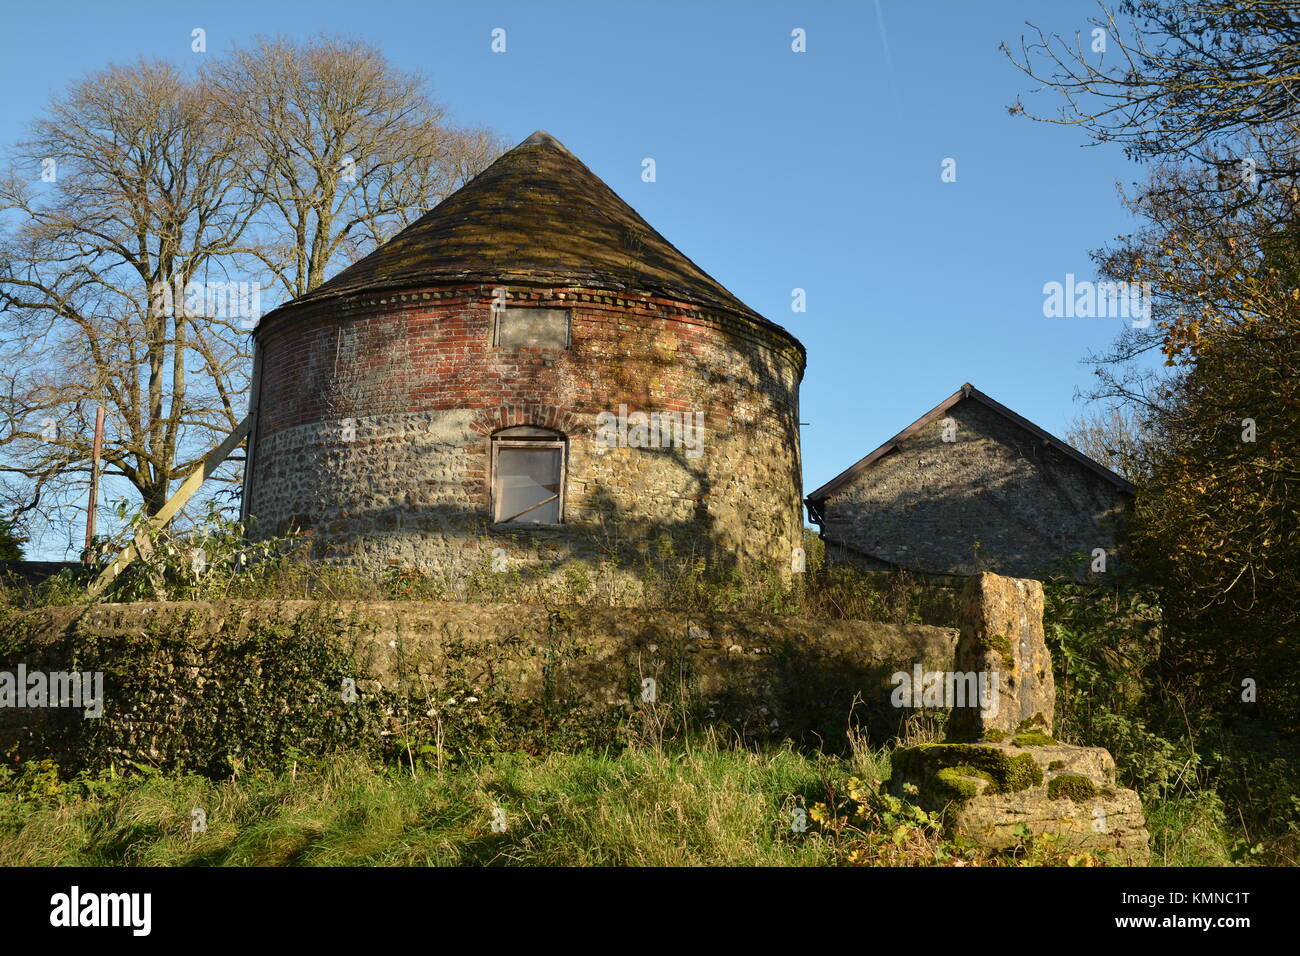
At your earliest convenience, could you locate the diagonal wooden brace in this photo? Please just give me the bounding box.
[86,415,252,600]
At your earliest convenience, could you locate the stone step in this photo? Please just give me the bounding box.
[889,741,1149,864]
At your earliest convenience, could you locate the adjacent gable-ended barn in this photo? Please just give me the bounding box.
[805,384,1135,579]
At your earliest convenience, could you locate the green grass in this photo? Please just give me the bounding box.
[0,742,879,867]
[1145,791,1237,867]
[0,740,1247,867]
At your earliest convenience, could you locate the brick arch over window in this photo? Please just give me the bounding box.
[469,404,588,438]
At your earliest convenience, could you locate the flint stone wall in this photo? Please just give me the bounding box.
[246,284,805,583]
[0,601,956,771]
[819,397,1131,579]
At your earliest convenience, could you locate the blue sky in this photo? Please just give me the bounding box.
[0,0,1156,555]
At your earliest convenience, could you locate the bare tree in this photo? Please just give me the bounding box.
[0,40,502,556]
[1066,403,1153,482]
[0,60,258,526]
[205,35,503,299]
[1004,1,1300,187]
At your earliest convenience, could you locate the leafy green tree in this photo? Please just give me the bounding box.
[0,516,25,560]
[1010,2,1300,735]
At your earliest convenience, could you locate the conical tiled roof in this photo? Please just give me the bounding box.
[271,131,793,340]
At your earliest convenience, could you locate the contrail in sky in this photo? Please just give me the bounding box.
[874,0,901,106]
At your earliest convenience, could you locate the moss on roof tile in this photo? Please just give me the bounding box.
[273,130,797,348]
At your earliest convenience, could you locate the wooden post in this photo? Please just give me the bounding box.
[84,405,105,563]
[86,415,252,600]
[239,338,263,527]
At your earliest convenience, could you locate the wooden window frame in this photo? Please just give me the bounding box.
[490,432,567,525]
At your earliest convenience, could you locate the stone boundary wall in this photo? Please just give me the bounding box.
[0,561,85,588]
[0,601,957,772]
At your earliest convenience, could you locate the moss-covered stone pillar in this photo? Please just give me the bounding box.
[947,572,1054,741]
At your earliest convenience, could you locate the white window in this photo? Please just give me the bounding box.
[491,426,566,524]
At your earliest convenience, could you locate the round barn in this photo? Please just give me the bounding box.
[241,131,806,583]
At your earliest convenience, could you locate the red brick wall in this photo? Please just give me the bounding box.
[247,283,805,581]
